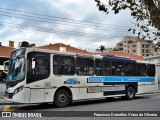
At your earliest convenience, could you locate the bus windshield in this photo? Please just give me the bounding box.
[6,57,25,81]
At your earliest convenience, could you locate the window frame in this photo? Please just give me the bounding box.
[53,55,75,75]
[76,57,94,76]
[27,52,50,84]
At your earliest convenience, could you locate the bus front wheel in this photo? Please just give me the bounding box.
[126,87,135,100]
[54,89,70,107]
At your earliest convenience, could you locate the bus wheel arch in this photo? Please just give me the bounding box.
[125,85,135,100]
[54,86,72,107]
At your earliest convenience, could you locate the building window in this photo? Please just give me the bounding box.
[133,50,136,52]
[142,45,144,48]
[133,45,136,47]
[146,50,148,53]
[128,41,132,43]
[142,49,145,52]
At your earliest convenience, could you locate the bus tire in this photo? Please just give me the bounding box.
[126,87,135,100]
[54,89,70,108]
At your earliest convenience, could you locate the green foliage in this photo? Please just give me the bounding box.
[96,45,106,52]
[20,41,35,47]
[112,48,118,51]
[95,0,160,40]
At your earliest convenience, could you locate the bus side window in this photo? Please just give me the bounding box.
[146,64,155,77]
[117,62,124,76]
[137,63,147,76]
[103,60,110,76]
[111,61,117,76]
[53,55,75,75]
[76,57,94,76]
[95,59,103,76]
[27,52,50,84]
[125,62,137,76]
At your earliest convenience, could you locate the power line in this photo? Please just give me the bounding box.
[0,12,130,32]
[0,10,156,33]
[0,22,126,40]
[0,7,132,29]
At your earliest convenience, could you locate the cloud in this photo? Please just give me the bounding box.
[0,0,136,52]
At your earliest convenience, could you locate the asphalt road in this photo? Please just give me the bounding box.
[0,93,160,120]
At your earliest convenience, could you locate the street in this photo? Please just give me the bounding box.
[0,82,160,120]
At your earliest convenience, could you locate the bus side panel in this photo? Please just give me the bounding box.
[137,82,158,94]
[24,88,30,103]
[30,89,44,103]
[70,88,79,100]
[79,88,92,100]
[87,87,102,99]
[103,82,138,96]
[12,89,25,103]
[44,88,57,102]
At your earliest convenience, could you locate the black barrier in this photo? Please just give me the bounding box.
[0,111,160,117]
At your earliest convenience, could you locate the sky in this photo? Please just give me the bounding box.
[0,0,145,52]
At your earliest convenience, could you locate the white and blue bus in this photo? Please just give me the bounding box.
[4,48,158,107]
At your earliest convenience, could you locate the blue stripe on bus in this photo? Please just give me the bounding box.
[88,76,155,83]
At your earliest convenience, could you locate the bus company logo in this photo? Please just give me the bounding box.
[64,78,80,84]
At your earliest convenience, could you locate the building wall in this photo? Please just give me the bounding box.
[116,36,155,57]
[145,55,160,82]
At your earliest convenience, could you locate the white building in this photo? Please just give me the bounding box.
[145,52,160,82]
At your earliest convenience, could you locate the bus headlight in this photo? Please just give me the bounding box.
[14,86,23,95]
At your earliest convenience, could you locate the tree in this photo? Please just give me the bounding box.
[153,42,160,52]
[20,41,35,47]
[95,0,160,40]
[112,48,118,51]
[96,45,106,52]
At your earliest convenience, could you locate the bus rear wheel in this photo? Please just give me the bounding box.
[54,89,70,108]
[126,87,135,100]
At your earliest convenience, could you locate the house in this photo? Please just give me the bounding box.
[0,45,15,57]
[37,43,92,55]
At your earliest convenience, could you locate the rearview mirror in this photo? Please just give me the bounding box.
[3,60,9,74]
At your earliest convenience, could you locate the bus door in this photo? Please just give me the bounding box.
[27,52,50,103]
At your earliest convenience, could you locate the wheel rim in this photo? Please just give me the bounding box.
[128,89,134,98]
[57,94,66,103]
